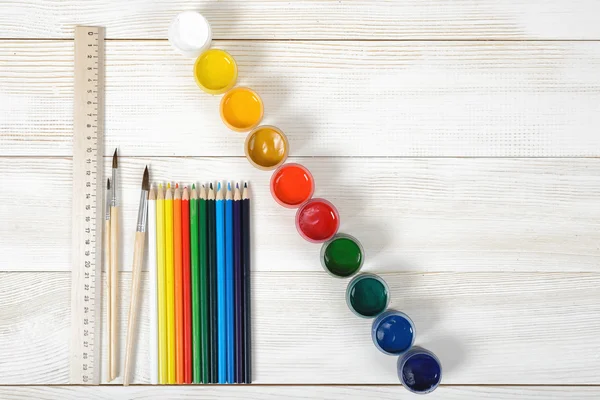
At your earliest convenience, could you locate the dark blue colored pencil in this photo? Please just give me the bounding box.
[242,183,251,383]
[233,185,243,382]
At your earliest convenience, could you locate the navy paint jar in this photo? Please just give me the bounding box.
[398,347,442,394]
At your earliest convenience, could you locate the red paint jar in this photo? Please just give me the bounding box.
[295,198,340,243]
[270,163,314,208]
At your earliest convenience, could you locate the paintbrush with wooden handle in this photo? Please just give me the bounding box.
[123,166,149,386]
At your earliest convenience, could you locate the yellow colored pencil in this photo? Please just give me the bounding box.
[165,183,176,384]
[156,185,167,384]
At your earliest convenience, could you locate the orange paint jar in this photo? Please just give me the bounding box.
[270,163,314,208]
[220,87,264,132]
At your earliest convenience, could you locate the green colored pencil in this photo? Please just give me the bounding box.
[190,185,201,383]
[199,185,209,384]
[207,183,217,383]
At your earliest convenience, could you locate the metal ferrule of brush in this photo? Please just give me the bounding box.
[111,169,118,207]
[136,191,149,232]
[105,189,111,220]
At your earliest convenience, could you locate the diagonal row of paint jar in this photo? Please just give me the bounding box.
[170,11,442,394]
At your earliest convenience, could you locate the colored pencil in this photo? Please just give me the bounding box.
[207,183,217,383]
[147,186,158,384]
[190,185,202,383]
[182,187,192,384]
[216,183,226,383]
[233,185,243,382]
[108,149,119,382]
[199,185,209,384]
[124,167,149,386]
[156,185,167,384]
[242,183,252,383]
[225,183,235,383]
[173,185,184,383]
[165,184,176,384]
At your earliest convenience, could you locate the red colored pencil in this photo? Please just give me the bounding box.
[181,187,192,383]
[174,185,184,383]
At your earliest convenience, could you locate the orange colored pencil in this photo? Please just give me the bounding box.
[182,187,192,383]
[173,184,184,383]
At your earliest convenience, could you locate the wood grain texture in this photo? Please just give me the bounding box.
[1,1,599,39]
[1,271,599,384]
[1,157,599,273]
[2,40,600,156]
[1,386,599,400]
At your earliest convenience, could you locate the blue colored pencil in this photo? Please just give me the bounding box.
[225,183,235,383]
[216,182,226,383]
[233,185,243,382]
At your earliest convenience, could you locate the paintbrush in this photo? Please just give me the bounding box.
[123,166,149,386]
[108,148,119,382]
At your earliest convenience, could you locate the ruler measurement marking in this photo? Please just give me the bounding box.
[70,26,104,385]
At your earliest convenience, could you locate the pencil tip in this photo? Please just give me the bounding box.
[236,182,239,189]
[112,148,118,168]
[107,178,111,190]
[175,183,179,189]
[228,182,231,191]
[142,166,149,191]
[218,182,221,191]
[167,182,171,189]
[210,182,213,189]
[244,182,248,188]
[192,183,196,189]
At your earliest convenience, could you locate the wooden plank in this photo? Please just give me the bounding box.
[1,1,599,39]
[1,271,599,384]
[1,386,600,400]
[2,40,600,157]
[1,156,599,273]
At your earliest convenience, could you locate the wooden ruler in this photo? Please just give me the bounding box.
[70,26,105,384]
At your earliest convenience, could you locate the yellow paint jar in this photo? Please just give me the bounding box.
[244,125,289,170]
[220,87,264,132]
[193,49,237,95]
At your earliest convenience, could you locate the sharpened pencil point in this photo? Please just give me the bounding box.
[244,182,248,188]
[228,182,231,191]
[107,178,111,190]
[142,166,150,191]
[192,183,196,189]
[236,182,239,189]
[210,182,213,189]
[112,148,118,168]
[218,182,221,191]
[176,183,179,189]
[167,182,171,189]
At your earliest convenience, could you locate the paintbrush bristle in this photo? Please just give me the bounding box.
[142,166,149,191]
[112,148,118,168]
[107,178,111,190]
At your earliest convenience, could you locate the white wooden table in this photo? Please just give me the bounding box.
[1,1,600,398]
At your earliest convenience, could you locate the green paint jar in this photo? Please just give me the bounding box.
[320,233,364,278]
[346,273,389,318]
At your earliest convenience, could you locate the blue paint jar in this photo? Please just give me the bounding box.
[398,347,442,394]
[371,310,415,355]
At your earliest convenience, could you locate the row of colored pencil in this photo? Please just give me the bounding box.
[147,182,251,384]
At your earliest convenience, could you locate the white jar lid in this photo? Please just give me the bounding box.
[168,11,212,58]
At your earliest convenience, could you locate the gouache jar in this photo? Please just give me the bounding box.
[346,273,389,318]
[320,233,364,278]
[398,347,442,394]
[244,125,289,170]
[220,87,264,132]
[270,163,314,208]
[295,198,340,243]
[168,11,212,58]
[371,310,415,355]
[194,49,237,95]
